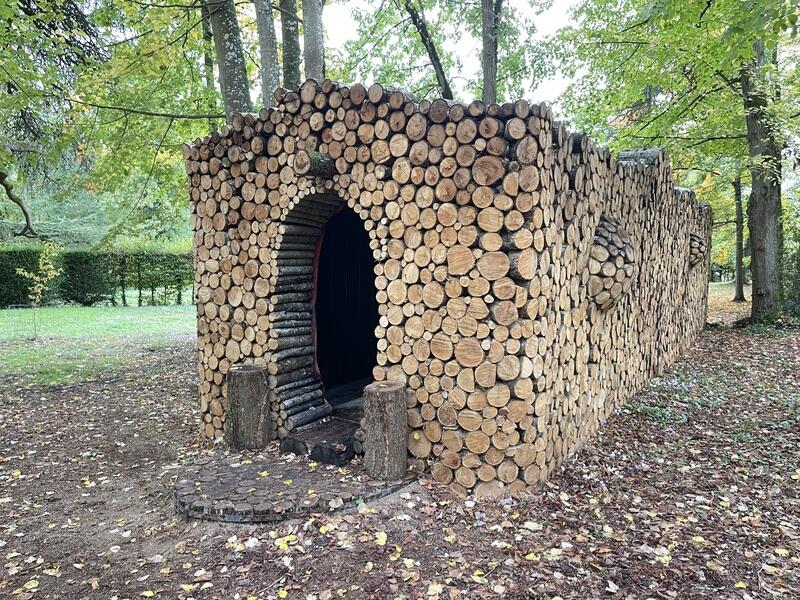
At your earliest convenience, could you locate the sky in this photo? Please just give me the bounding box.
[323,0,578,105]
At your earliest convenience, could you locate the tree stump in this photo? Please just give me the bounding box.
[225,365,271,450]
[363,381,408,480]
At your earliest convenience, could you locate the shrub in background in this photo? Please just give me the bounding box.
[111,239,193,306]
[2,239,194,309]
[0,245,43,306]
[59,249,116,306]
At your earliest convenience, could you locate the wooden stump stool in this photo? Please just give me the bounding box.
[363,381,408,480]
[225,365,271,450]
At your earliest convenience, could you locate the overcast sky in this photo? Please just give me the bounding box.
[323,0,578,105]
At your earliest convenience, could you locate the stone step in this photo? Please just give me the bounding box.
[279,413,361,466]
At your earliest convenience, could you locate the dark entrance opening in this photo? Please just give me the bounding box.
[314,208,378,405]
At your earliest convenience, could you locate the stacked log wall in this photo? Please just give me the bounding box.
[184,79,712,497]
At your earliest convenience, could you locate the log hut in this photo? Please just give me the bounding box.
[184,80,712,498]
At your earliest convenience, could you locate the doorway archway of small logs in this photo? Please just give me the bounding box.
[266,192,353,437]
[185,78,712,498]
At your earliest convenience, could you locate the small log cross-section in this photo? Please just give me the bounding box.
[363,381,408,480]
[294,149,336,177]
[225,365,271,450]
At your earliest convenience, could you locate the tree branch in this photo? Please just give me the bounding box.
[401,0,454,99]
[0,171,38,237]
[630,134,745,144]
[54,96,225,120]
[101,118,175,244]
[696,0,715,26]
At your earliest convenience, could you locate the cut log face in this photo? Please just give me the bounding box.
[187,78,712,497]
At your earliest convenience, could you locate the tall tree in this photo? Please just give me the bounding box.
[2,0,229,243]
[302,0,325,81]
[338,0,540,102]
[207,0,251,117]
[200,0,219,130]
[480,0,502,104]
[555,0,798,322]
[0,0,105,238]
[254,0,281,105]
[281,0,302,88]
[733,175,747,302]
[740,40,783,319]
[337,0,461,99]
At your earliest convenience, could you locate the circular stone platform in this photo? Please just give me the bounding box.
[174,447,412,523]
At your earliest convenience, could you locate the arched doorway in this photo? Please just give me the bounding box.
[269,193,379,459]
[314,209,380,401]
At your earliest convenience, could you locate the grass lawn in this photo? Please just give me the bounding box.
[0,285,754,386]
[0,304,195,385]
[0,304,195,340]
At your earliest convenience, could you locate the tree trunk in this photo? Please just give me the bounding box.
[225,364,271,449]
[119,255,127,306]
[207,0,251,118]
[280,0,301,89]
[302,0,324,81]
[741,41,782,321]
[733,175,746,302]
[254,0,281,106]
[403,1,453,99]
[363,381,408,480]
[200,0,219,131]
[137,259,142,306]
[480,0,502,104]
[293,149,335,177]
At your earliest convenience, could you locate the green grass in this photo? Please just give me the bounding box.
[0,304,195,386]
[0,304,195,341]
[0,341,131,386]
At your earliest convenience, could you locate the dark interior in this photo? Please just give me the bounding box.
[314,208,378,397]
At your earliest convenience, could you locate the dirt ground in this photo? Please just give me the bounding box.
[1,295,798,599]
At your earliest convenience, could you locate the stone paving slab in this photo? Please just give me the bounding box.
[175,445,412,523]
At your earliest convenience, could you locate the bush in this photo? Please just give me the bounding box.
[59,249,116,306]
[0,246,44,306]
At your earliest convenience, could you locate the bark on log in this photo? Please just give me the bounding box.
[363,380,408,480]
[294,149,337,177]
[225,364,271,449]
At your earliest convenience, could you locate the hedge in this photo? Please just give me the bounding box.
[60,250,117,306]
[0,247,52,307]
[116,250,194,306]
[0,246,193,308]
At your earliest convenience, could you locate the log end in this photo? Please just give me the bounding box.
[364,380,405,395]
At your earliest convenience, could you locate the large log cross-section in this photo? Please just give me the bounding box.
[294,149,336,177]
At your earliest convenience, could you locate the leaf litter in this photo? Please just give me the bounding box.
[0,314,797,599]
